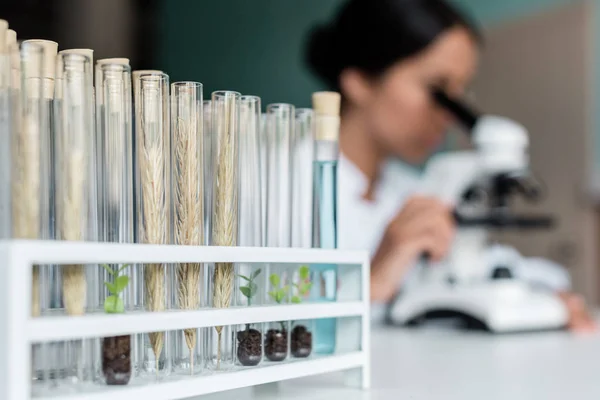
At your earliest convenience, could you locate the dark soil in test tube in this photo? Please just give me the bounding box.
[291,325,312,358]
[237,327,262,366]
[265,329,288,361]
[102,335,132,385]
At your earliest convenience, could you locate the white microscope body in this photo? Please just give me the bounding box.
[387,116,569,333]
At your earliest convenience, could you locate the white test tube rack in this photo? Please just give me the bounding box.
[0,240,371,400]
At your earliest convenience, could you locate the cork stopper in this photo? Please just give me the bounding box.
[21,42,43,77]
[7,29,18,67]
[60,48,94,65]
[6,28,16,49]
[97,57,130,66]
[23,40,59,80]
[312,91,341,141]
[0,20,7,53]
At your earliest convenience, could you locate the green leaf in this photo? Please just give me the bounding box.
[238,275,251,282]
[291,296,302,304]
[268,291,277,301]
[251,269,262,280]
[104,282,117,294]
[249,282,258,297]
[104,295,124,313]
[240,286,252,298]
[102,264,114,276]
[117,264,131,274]
[269,274,280,288]
[115,275,129,293]
[275,292,284,303]
[299,282,313,295]
[299,265,310,280]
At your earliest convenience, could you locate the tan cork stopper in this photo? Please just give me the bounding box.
[312,91,341,141]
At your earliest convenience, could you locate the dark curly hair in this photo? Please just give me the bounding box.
[305,0,481,91]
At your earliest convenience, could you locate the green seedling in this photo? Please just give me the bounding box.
[239,268,261,306]
[291,265,312,304]
[268,272,290,331]
[239,268,262,331]
[268,273,289,304]
[102,264,131,314]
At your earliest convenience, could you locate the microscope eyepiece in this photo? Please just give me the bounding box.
[431,88,480,132]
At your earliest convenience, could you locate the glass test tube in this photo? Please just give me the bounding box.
[311,92,341,355]
[235,95,264,367]
[134,73,172,379]
[292,108,314,249]
[208,91,240,371]
[171,81,204,375]
[15,39,46,390]
[98,63,134,385]
[20,40,56,321]
[95,58,129,239]
[239,96,262,248]
[265,103,294,248]
[0,21,10,238]
[55,52,94,384]
[59,48,100,387]
[264,103,294,363]
[203,100,212,245]
[290,109,315,359]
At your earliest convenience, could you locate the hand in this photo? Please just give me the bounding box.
[557,292,597,333]
[370,196,455,302]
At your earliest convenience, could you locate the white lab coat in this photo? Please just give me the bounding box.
[337,155,571,321]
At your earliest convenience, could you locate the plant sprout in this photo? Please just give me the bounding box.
[291,265,312,304]
[268,272,289,332]
[102,264,131,314]
[239,268,261,306]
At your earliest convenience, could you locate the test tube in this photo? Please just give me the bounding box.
[55,52,94,383]
[208,90,241,371]
[264,103,295,363]
[17,40,45,389]
[203,100,212,246]
[291,108,314,249]
[311,92,342,355]
[134,72,172,379]
[0,21,10,238]
[98,63,134,385]
[239,95,262,248]
[170,82,204,375]
[289,109,315,359]
[235,95,264,367]
[265,103,294,248]
[95,57,130,236]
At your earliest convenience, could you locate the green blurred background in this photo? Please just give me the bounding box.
[157,0,577,107]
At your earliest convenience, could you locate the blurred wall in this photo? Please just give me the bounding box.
[157,0,576,107]
[157,0,344,107]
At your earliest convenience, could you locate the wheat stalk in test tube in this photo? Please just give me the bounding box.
[137,74,169,373]
[172,82,203,374]
[12,42,43,316]
[57,53,91,317]
[212,91,239,369]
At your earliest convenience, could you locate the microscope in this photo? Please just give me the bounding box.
[386,90,569,333]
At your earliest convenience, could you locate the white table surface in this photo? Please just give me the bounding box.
[198,324,600,400]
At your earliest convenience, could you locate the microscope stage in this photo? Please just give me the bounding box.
[389,280,568,333]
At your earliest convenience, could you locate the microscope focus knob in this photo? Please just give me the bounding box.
[491,266,513,280]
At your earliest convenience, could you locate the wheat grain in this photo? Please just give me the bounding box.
[212,93,237,369]
[12,115,41,315]
[139,99,168,369]
[59,151,86,316]
[174,109,203,373]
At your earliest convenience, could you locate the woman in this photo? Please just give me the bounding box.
[305,0,595,331]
